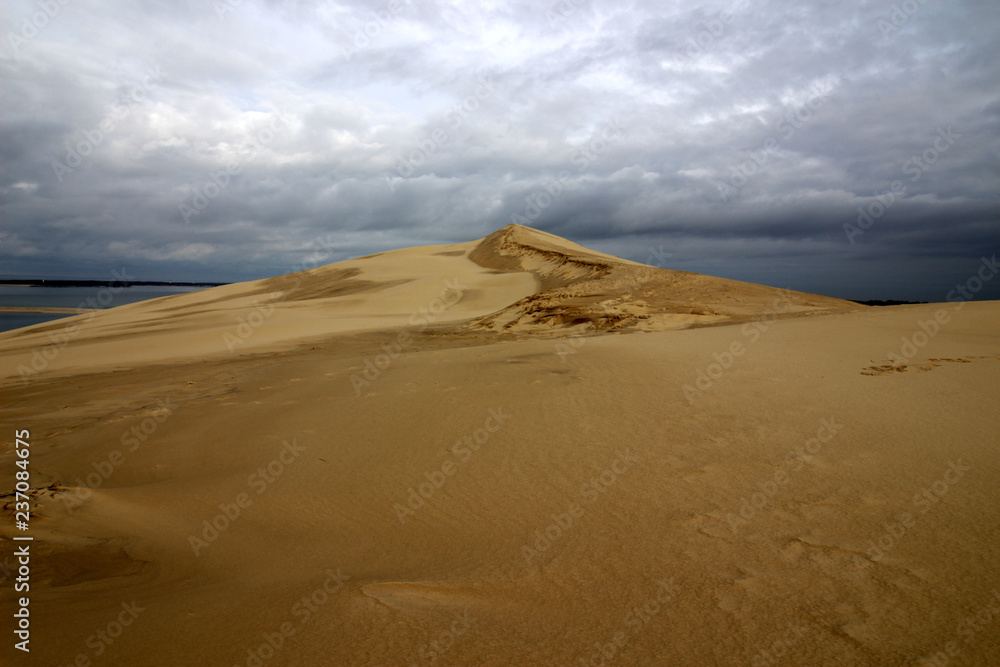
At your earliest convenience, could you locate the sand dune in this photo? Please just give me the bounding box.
[465,225,856,334]
[1,226,998,666]
[0,225,853,384]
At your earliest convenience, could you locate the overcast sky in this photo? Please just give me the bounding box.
[1,0,998,301]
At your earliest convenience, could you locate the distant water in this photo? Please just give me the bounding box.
[0,285,209,334]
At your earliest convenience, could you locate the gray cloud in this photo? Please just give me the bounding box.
[1,0,997,301]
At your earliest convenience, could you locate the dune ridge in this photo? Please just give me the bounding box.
[464,224,858,334]
[0,225,856,383]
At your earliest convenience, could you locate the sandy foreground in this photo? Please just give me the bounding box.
[1,225,998,666]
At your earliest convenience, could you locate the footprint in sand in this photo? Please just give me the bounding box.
[864,356,992,375]
[861,363,907,376]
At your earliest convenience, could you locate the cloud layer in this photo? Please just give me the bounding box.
[2,0,998,300]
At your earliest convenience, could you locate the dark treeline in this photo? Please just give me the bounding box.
[852,299,929,306]
[0,279,228,288]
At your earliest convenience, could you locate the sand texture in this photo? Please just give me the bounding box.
[1,225,998,666]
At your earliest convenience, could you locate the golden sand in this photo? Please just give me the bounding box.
[2,225,998,665]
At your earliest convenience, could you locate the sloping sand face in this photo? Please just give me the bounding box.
[0,239,538,383]
[1,227,998,666]
[463,225,858,334]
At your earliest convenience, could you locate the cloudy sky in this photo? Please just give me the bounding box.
[1,0,997,301]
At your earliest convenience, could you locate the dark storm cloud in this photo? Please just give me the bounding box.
[1,0,997,300]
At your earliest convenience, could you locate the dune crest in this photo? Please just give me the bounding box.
[0,224,858,382]
[464,224,859,334]
[468,223,625,287]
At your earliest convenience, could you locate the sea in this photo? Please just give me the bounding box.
[0,285,212,334]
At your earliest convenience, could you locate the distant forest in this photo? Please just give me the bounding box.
[0,279,228,288]
[852,300,929,306]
